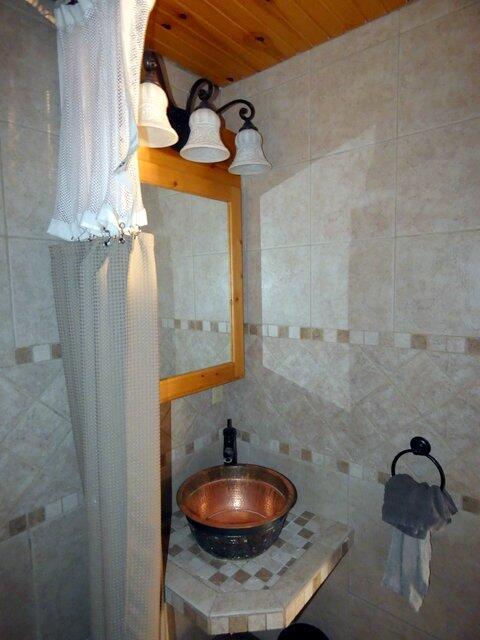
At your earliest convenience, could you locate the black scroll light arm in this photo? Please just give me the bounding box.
[391,436,446,491]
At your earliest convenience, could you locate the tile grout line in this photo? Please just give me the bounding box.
[392,27,401,335]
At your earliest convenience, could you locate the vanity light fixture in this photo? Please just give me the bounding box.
[138,50,271,175]
[138,52,179,148]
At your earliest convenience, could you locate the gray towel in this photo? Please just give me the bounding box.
[382,474,457,539]
[382,474,457,610]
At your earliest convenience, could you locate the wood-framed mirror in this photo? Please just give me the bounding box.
[138,134,244,403]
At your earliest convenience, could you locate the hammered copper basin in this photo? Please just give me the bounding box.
[177,464,297,559]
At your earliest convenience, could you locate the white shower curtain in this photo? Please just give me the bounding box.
[49,0,154,240]
[50,236,161,639]
[48,1,163,638]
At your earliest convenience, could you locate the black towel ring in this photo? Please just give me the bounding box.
[391,436,446,491]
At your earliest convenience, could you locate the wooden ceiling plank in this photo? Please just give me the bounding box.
[204,0,298,60]
[145,0,409,87]
[272,0,330,47]
[353,0,388,21]
[293,0,346,38]
[231,0,313,52]
[150,6,256,78]
[159,0,281,72]
[153,0,264,77]
[320,0,367,30]
[380,0,407,10]
[148,22,243,85]
[145,35,229,87]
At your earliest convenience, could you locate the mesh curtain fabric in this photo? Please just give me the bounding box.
[50,235,161,640]
[49,0,154,240]
[49,1,162,638]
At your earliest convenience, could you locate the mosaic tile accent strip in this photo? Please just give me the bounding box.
[14,342,62,365]
[168,427,480,518]
[168,509,320,593]
[244,324,480,355]
[161,318,231,333]
[169,430,220,464]
[2,492,83,542]
[235,432,480,519]
[165,509,352,633]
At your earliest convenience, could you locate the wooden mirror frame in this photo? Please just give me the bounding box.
[138,131,244,403]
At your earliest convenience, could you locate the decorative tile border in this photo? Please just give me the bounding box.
[161,318,231,333]
[166,430,220,467]
[1,492,83,543]
[233,430,480,518]
[14,342,62,365]
[244,324,480,356]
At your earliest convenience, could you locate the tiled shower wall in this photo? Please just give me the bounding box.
[0,2,226,638]
[221,1,480,638]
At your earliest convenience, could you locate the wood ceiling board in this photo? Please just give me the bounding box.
[150,6,256,78]
[146,24,237,87]
[354,0,388,21]
[159,0,283,72]
[293,0,346,38]
[380,0,408,10]
[146,0,409,87]
[219,0,312,53]
[204,0,298,60]
[320,0,367,30]
[144,36,227,87]
[273,0,330,46]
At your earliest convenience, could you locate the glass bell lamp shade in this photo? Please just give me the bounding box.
[138,81,178,148]
[180,108,230,163]
[229,127,271,175]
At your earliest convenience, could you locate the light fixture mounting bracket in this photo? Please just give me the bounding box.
[141,50,260,152]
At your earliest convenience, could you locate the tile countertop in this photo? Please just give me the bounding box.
[165,509,354,635]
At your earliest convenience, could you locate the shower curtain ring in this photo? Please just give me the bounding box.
[118,222,126,244]
[103,228,112,247]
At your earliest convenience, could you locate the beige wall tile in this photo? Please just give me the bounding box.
[359,384,420,439]
[311,239,394,331]
[310,12,399,71]
[399,0,477,33]
[311,141,395,242]
[242,162,310,251]
[156,253,195,320]
[0,237,14,356]
[251,75,309,168]
[398,3,480,134]
[221,51,309,109]
[395,351,456,414]
[0,532,36,639]
[0,3,59,132]
[194,253,230,322]
[30,508,89,640]
[143,186,193,256]
[190,196,229,256]
[9,238,58,346]
[310,38,397,159]
[397,118,480,234]
[2,401,68,476]
[0,123,58,238]
[395,231,480,336]
[244,249,262,324]
[260,246,310,326]
[12,431,81,522]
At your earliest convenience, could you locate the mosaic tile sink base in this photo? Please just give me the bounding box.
[165,508,353,634]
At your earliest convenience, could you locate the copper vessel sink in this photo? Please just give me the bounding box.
[177,464,297,559]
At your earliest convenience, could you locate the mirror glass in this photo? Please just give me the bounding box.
[142,184,232,379]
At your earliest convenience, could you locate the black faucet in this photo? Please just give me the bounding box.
[223,419,237,465]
